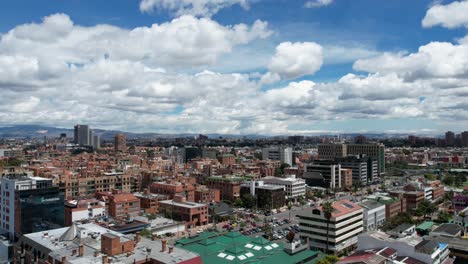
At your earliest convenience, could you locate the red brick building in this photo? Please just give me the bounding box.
[194,187,220,203]
[205,176,243,201]
[96,189,140,219]
[150,181,195,202]
[134,189,169,214]
[340,168,353,190]
[158,195,208,228]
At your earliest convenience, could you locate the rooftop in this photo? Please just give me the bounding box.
[176,231,324,264]
[21,223,199,264]
[159,199,207,209]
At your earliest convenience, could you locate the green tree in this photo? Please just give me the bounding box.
[436,210,451,223]
[241,194,256,209]
[381,212,415,231]
[233,198,244,208]
[140,228,152,238]
[317,254,340,264]
[322,202,334,254]
[424,174,436,181]
[415,200,436,218]
[262,223,272,238]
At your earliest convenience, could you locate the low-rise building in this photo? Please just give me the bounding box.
[205,176,243,201]
[96,189,140,220]
[262,175,306,200]
[64,198,106,226]
[358,231,452,264]
[150,180,195,202]
[368,195,407,219]
[240,181,285,210]
[14,223,201,264]
[158,195,209,228]
[359,200,386,232]
[133,189,168,214]
[176,231,325,264]
[389,190,424,211]
[194,187,220,203]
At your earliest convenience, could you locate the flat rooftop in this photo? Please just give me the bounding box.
[159,200,207,209]
[22,223,199,264]
[176,231,325,264]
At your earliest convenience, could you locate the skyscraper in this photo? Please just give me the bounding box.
[73,125,90,146]
[114,134,127,152]
[462,131,468,147]
[93,134,101,150]
[445,131,455,146]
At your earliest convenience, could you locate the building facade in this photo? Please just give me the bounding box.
[297,200,364,254]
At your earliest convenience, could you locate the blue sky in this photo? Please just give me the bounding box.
[0,0,467,135]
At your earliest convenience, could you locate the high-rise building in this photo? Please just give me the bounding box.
[461,131,468,147]
[318,143,385,176]
[73,125,90,146]
[347,144,385,176]
[445,131,455,146]
[114,134,127,152]
[92,133,100,149]
[0,173,64,240]
[262,146,293,166]
[318,143,347,160]
[336,156,367,186]
[303,160,342,189]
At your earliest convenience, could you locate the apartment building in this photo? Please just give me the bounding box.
[150,180,195,202]
[133,189,168,214]
[96,189,140,220]
[205,176,243,201]
[194,187,220,203]
[59,171,137,199]
[340,168,353,189]
[297,200,364,254]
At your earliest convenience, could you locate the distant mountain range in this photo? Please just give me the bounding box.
[0,125,268,140]
[0,125,436,140]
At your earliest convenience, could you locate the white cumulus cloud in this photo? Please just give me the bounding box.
[268,42,323,79]
[140,0,250,17]
[422,0,468,29]
[304,0,334,8]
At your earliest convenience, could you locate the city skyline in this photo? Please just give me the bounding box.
[1,0,468,134]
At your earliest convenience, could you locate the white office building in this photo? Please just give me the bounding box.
[297,200,363,254]
[359,200,386,232]
[262,175,306,199]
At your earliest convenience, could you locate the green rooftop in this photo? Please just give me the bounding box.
[176,232,324,264]
[416,221,434,230]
